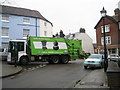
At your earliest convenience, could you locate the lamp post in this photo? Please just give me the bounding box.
[100,7,108,72]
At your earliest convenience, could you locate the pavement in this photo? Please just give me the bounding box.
[0,60,109,89]
[75,68,109,88]
[0,60,23,78]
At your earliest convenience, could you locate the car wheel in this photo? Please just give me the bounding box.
[100,62,103,68]
[84,66,87,69]
[118,59,120,67]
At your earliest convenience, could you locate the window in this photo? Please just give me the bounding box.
[101,36,111,45]
[44,22,47,26]
[18,42,24,51]
[23,18,30,24]
[101,24,110,33]
[44,31,47,36]
[23,29,29,38]
[2,15,9,22]
[2,42,8,48]
[1,27,9,37]
[119,22,120,30]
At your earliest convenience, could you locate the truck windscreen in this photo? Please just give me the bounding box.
[8,41,24,52]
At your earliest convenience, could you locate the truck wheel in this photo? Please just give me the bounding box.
[20,57,28,65]
[51,56,60,64]
[61,56,69,64]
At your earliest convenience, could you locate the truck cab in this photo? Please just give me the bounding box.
[7,39,27,64]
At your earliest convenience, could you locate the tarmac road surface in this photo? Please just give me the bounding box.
[2,59,92,88]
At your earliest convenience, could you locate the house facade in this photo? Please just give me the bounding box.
[66,29,94,54]
[94,8,120,55]
[0,5,53,48]
[40,19,53,37]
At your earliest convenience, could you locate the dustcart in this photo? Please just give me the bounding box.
[7,36,85,65]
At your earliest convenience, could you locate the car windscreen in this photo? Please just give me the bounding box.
[89,55,102,59]
[8,41,24,52]
[110,55,118,57]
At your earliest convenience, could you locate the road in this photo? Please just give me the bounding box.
[2,59,92,88]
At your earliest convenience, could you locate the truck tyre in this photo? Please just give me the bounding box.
[20,56,28,65]
[50,56,60,64]
[61,56,69,64]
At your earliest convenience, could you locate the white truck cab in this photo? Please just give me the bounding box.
[7,39,27,64]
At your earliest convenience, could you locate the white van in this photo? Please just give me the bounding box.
[0,47,8,61]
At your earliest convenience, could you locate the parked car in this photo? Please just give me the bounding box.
[118,58,120,68]
[0,47,8,61]
[107,54,120,62]
[84,54,104,69]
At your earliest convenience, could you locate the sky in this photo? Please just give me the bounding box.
[1,0,120,43]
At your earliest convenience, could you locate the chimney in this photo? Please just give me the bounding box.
[79,28,85,33]
[114,8,120,15]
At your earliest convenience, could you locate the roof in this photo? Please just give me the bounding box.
[66,32,93,41]
[0,5,53,26]
[94,15,118,29]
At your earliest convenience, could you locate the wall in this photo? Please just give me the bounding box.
[40,19,53,37]
[0,14,40,47]
[0,14,2,46]
[96,18,119,47]
[75,33,94,54]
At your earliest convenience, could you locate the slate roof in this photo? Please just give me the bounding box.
[0,5,53,26]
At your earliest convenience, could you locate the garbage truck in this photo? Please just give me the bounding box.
[7,36,85,65]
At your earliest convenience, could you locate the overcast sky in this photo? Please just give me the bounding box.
[1,0,120,43]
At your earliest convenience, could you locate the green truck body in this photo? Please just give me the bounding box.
[27,36,84,62]
[8,36,84,65]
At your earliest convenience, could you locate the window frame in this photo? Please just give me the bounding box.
[101,36,111,45]
[44,22,47,27]
[2,15,10,22]
[119,22,120,30]
[44,31,47,36]
[23,29,30,38]
[23,18,30,24]
[1,27,9,38]
[101,24,110,33]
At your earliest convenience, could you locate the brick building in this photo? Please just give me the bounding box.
[94,8,120,55]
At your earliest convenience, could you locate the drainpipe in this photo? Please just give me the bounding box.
[36,18,37,37]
